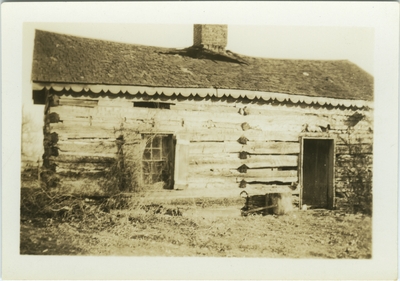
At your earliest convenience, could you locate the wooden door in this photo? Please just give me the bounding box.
[302,139,334,208]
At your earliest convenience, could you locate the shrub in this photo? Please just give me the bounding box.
[338,127,373,215]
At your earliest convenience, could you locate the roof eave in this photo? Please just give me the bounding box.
[32,82,373,109]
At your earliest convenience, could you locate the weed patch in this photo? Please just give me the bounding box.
[21,204,372,258]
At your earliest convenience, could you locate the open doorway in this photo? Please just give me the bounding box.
[301,138,335,209]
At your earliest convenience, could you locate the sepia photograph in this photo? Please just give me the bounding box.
[2,2,398,280]
[21,21,374,258]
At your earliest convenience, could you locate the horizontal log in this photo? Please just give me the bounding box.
[189,141,300,154]
[187,182,238,190]
[50,123,118,140]
[56,170,110,178]
[237,176,298,184]
[97,99,136,108]
[245,141,300,154]
[57,139,118,144]
[187,175,238,183]
[49,104,93,113]
[57,168,108,177]
[175,115,329,133]
[240,185,296,196]
[52,124,157,141]
[55,161,111,171]
[190,154,298,167]
[171,102,239,114]
[183,119,310,133]
[154,120,185,132]
[51,104,174,123]
[57,140,118,154]
[234,169,298,183]
[58,98,99,107]
[167,106,332,127]
[190,166,297,178]
[55,132,119,141]
[188,163,242,173]
[182,130,301,142]
[53,115,166,131]
[241,176,299,185]
[50,153,116,163]
[188,165,233,175]
[49,105,159,124]
[189,164,299,173]
[187,174,297,185]
[189,141,242,154]
[51,119,143,131]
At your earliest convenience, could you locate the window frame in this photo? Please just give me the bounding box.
[141,133,174,188]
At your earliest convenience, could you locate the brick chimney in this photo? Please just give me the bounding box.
[193,24,227,52]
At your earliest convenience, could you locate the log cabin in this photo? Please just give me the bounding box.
[31,25,374,209]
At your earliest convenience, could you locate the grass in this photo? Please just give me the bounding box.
[20,194,372,258]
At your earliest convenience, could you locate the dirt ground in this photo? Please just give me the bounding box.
[20,201,372,258]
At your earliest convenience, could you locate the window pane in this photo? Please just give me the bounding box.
[158,162,168,182]
[153,136,161,147]
[162,137,171,158]
[152,149,161,160]
[143,173,152,184]
[145,138,153,148]
[142,162,151,174]
[150,162,156,174]
[143,149,151,160]
[152,173,161,183]
[154,161,164,172]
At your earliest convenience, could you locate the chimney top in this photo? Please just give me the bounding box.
[193,24,228,52]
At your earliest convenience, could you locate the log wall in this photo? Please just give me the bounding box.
[43,89,373,208]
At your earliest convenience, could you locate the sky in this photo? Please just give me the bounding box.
[22,23,374,160]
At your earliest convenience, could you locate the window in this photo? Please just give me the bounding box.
[134,102,172,109]
[142,134,174,189]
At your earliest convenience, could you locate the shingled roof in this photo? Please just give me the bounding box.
[31,29,373,101]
